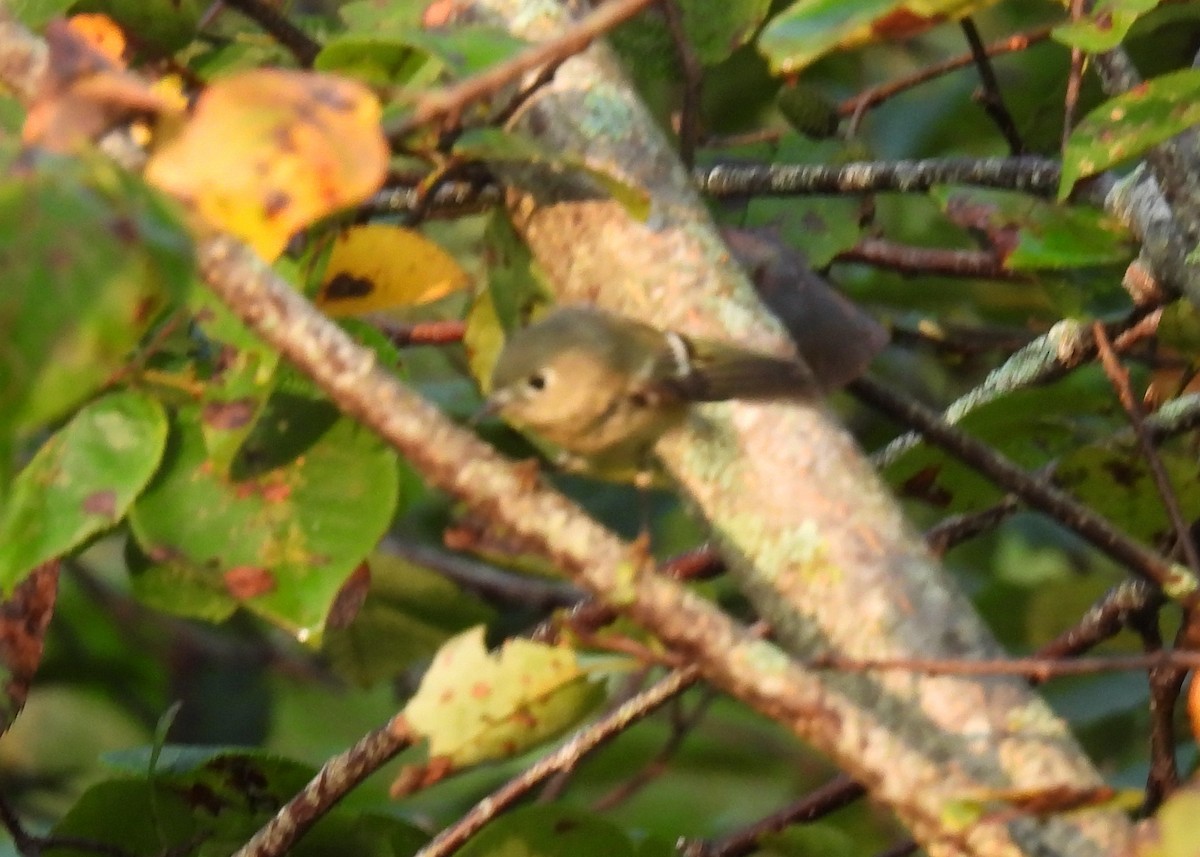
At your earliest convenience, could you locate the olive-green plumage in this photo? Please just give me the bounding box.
[486,306,815,470]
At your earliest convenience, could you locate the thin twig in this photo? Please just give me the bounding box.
[1093,323,1200,574]
[835,238,1027,281]
[1062,0,1086,153]
[658,0,702,170]
[383,537,583,610]
[230,726,410,857]
[960,18,1025,155]
[1037,578,1162,663]
[678,774,865,857]
[591,686,717,810]
[390,0,660,137]
[413,666,701,857]
[218,0,321,67]
[924,498,1019,557]
[848,375,1198,603]
[1126,607,1181,811]
[374,319,469,348]
[805,649,1200,679]
[837,26,1055,121]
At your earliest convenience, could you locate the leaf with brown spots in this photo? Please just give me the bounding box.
[0,563,59,734]
[396,626,603,778]
[0,390,168,592]
[146,69,388,260]
[317,224,469,318]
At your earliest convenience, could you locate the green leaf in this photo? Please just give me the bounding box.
[610,0,770,76]
[758,0,1000,75]
[0,389,167,591]
[190,289,282,476]
[0,152,193,447]
[743,137,863,267]
[928,187,1134,270]
[1139,785,1200,857]
[1051,0,1159,52]
[1055,441,1200,544]
[402,626,604,768]
[11,0,75,26]
[314,37,440,87]
[129,402,400,642]
[48,779,203,857]
[69,0,208,53]
[323,552,496,686]
[883,369,1123,513]
[454,128,651,221]
[1060,68,1200,199]
[455,805,637,857]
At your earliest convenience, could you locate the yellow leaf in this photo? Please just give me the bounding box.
[401,626,601,768]
[317,224,468,317]
[145,69,387,261]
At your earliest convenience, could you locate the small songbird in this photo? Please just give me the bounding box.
[482,305,816,476]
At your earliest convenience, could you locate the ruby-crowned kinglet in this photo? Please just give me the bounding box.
[483,305,816,474]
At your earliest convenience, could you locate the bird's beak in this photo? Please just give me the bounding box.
[469,390,509,426]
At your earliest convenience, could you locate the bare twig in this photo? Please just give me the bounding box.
[414,666,701,857]
[390,0,660,137]
[1093,322,1200,573]
[678,775,866,857]
[231,726,409,857]
[960,18,1025,155]
[835,238,1028,280]
[848,375,1198,602]
[658,0,702,169]
[218,0,321,67]
[1062,0,1086,153]
[838,26,1055,121]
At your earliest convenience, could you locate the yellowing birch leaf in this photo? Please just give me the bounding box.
[145,69,387,261]
[317,224,468,317]
[400,626,601,768]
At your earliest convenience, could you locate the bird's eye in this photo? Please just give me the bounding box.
[527,372,547,391]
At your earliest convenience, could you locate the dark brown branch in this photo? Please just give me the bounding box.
[848,375,1198,603]
[960,18,1025,155]
[836,238,1027,280]
[678,775,866,857]
[218,0,321,67]
[1093,323,1200,574]
[838,26,1055,121]
[383,537,583,610]
[1036,579,1162,662]
[658,0,702,170]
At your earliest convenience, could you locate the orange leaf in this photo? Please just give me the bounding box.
[145,69,388,261]
[67,13,127,65]
[317,224,469,317]
[23,19,168,152]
